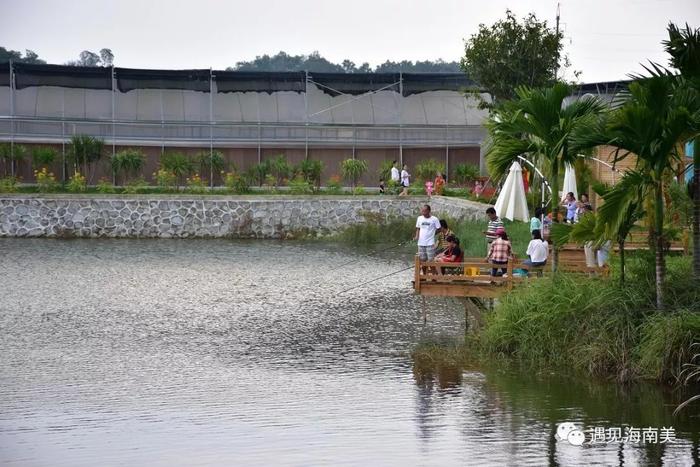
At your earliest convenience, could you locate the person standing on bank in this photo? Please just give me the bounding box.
[390,161,400,185]
[414,204,441,263]
[400,165,411,196]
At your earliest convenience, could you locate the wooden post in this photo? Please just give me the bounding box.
[414,254,421,293]
[507,259,513,291]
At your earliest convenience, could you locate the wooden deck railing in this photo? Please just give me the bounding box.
[414,255,609,298]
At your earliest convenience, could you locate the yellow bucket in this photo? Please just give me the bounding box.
[465,267,479,276]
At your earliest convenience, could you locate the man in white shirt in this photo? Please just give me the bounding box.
[414,204,441,261]
[390,161,400,185]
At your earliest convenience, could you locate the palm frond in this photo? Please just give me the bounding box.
[596,170,650,240]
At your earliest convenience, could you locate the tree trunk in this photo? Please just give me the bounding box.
[550,161,560,273]
[619,239,626,285]
[654,183,666,311]
[693,139,699,286]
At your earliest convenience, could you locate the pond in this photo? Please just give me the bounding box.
[1,239,699,466]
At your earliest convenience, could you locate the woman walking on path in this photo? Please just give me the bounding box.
[399,165,410,196]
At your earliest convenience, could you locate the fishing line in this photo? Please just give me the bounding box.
[337,264,415,295]
[326,240,412,272]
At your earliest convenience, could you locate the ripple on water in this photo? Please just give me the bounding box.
[0,238,697,466]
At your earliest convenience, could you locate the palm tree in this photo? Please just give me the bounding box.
[486,82,605,271]
[664,22,700,283]
[573,74,700,310]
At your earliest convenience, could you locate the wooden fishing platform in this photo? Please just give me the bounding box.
[413,254,609,299]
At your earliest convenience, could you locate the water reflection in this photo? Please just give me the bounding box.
[0,238,699,466]
[412,357,700,465]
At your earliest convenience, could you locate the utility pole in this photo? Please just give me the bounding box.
[554,2,561,81]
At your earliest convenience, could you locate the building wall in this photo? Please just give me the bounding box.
[7,142,481,188]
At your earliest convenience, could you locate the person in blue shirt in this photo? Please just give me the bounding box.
[530,207,543,233]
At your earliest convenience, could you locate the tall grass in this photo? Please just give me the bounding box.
[479,255,700,383]
[333,213,532,257]
[448,218,531,257]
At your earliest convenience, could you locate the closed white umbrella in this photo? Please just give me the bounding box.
[561,163,578,201]
[494,161,529,222]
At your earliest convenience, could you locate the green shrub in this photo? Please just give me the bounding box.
[352,184,366,195]
[264,173,277,191]
[67,135,103,175]
[185,173,208,194]
[223,171,250,194]
[161,152,193,186]
[34,167,58,192]
[269,154,291,187]
[341,158,368,188]
[122,177,148,194]
[295,159,323,189]
[0,143,27,176]
[31,147,57,169]
[288,176,313,194]
[387,178,401,195]
[66,171,87,193]
[111,148,145,184]
[325,175,343,194]
[96,177,115,193]
[196,150,225,177]
[378,160,395,182]
[247,160,271,187]
[0,176,19,193]
[414,159,445,183]
[154,168,177,191]
[453,163,480,185]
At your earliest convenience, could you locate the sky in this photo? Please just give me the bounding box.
[0,0,698,83]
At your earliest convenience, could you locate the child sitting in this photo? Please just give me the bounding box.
[523,229,548,274]
[436,235,463,263]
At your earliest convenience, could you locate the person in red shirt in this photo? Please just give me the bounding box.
[436,235,463,263]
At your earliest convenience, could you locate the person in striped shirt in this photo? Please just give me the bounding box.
[483,207,504,245]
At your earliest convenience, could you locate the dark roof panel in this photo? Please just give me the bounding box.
[115,68,210,92]
[13,63,112,90]
[214,71,305,93]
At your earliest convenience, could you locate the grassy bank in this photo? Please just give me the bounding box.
[413,254,700,385]
[335,212,532,258]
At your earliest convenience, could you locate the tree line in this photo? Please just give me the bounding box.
[0,46,459,73]
[228,51,460,73]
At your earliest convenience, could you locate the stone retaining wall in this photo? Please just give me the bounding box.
[0,195,490,238]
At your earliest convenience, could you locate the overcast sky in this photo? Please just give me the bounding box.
[1,0,698,83]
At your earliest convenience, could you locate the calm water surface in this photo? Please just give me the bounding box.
[1,238,699,466]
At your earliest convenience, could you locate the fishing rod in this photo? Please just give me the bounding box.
[337,264,415,295]
[327,239,412,272]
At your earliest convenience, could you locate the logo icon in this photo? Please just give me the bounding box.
[556,422,585,446]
